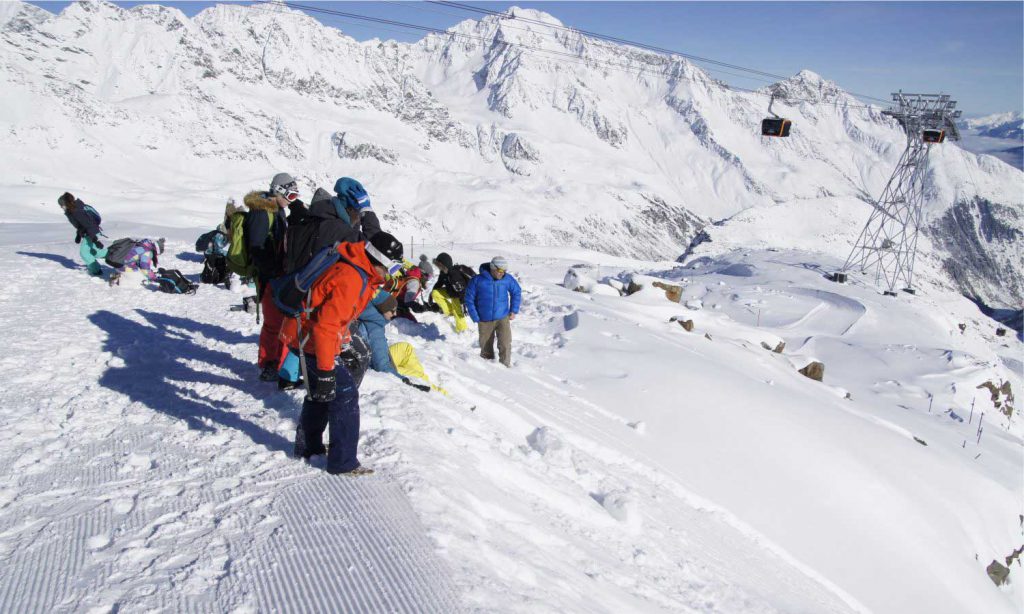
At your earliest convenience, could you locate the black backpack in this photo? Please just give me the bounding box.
[449,264,477,298]
[104,238,137,268]
[155,268,198,294]
[201,254,228,284]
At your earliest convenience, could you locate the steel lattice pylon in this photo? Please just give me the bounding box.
[842,92,962,294]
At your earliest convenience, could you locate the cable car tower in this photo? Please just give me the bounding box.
[840,92,961,295]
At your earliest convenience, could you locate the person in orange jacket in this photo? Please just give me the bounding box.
[284,232,404,475]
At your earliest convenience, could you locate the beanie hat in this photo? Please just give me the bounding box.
[433,252,453,270]
[270,173,295,192]
[366,231,403,265]
[417,255,434,278]
[375,293,398,315]
[334,177,371,210]
[490,256,509,272]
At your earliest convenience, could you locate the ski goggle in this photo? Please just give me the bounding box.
[273,181,299,202]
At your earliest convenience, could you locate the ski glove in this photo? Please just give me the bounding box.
[309,369,337,403]
[93,239,104,249]
[74,234,82,244]
[402,377,431,393]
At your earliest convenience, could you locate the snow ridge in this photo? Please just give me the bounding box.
[0,0,1021,307]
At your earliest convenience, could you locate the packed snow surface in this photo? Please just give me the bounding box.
[0,224,1020,612]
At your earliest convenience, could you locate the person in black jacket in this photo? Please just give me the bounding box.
[58,192,107,277]
[429,252,472,333]
[283,178,382,275]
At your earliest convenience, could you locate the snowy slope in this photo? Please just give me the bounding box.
[0,230,1020,613]
[0,0,1021,307]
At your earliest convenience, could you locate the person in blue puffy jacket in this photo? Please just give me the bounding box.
[464,256,522,367]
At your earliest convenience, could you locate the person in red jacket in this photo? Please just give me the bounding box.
[284,232,403,475]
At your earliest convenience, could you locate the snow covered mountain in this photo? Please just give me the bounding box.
[964,111,1024,140]
[0,0,1021,308]
[958,111,1024,172]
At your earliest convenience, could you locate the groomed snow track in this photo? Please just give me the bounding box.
[0,245,461,613]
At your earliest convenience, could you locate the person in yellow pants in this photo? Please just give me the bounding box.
[430,288,469,333]
[388,342,448,395]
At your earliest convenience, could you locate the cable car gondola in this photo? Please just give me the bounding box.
[922,129,945,143]
[761,93,792,137]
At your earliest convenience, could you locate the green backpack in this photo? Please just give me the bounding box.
[226,211,274,277]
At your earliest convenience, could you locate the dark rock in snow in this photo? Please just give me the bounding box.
[798,361,825,382]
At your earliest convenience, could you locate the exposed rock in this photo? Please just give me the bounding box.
[996,327,1007,337]
[986,560,1010,586]
[958,323,967,333]
[679,319,694,332]
[704,332,713,341]
[760,341,773,351]
[976,380,1015,418]
[798,361,825,382]
[773,342,786,353]
[499,132,539,176]
[926,197,1023,308]
[651,281,682,302]
[625,281,643,296]
[332,131,397,164]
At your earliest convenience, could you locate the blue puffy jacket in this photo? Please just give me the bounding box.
[354,290,400,377]
[464,264,522,323]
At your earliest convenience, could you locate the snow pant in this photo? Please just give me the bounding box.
[79,237,108,276]
[122,245,158,280]
[257,288,285,370]
[389,342,448,395]
[478,316,512,367]
[339,334,371,390]
[431,288,469,333]
[294,358,361,473]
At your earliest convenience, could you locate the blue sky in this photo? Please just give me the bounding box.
[28,1,1024,115]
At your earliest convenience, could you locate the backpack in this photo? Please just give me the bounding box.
[201,254,228,284]
[104,238,137,268]
[270,243,369,319]
[226,211,274,277]
[82,204,102,229]
[155,268,198,294]
[283,215,321,275]
[449,264,477,298]
[195,229,218,253]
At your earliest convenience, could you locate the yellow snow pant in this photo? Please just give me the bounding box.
[431,288,469,333]
[389,342,448,395]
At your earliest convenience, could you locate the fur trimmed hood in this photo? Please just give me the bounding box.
[243,190,279,213]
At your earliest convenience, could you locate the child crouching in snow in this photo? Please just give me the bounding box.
[108,238,165,286]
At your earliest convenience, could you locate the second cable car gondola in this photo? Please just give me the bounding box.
[761,93,792,137]
[922,129,945,143]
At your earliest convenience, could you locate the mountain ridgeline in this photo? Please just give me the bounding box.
[1,0,1021,306]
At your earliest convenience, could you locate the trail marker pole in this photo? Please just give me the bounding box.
[969,398,975,424]
[928,396,933,413]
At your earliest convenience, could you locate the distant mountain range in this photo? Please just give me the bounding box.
[1,0,1021,307]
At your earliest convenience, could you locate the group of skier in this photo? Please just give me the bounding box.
[60,173,522,476]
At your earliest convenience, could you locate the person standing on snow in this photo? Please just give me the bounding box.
[464,256,522,368]
[247,173,300,382]
[284,232,404,475]
[58,192,107,277]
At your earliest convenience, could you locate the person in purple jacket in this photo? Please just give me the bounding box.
[464,256,522,368]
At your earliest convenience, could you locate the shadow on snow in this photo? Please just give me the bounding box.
[89,309,292,453]
[17,251,81,271]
